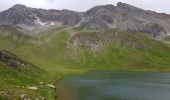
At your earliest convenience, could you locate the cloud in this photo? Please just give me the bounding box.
[45,0,117,11]
[16,0,50,8]
[0,0,170,14]
[122,0,170,14]
[0,0,16,11]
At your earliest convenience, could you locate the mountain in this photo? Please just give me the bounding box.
[0,4,80,34]
[0,2,170,38]
[83,2,169,38]
[0,4,80,26]
[0,2,170,70]
[0,3,170,72]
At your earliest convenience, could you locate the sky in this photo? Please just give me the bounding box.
[0,0,170,14]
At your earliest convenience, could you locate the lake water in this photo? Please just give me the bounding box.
[60,71,170,100]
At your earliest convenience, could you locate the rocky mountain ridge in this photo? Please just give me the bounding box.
[0,2,170,38]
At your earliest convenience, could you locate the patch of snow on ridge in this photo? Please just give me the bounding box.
[35,16,46,25]
[33,13,55,26]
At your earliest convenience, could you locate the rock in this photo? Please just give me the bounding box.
[24,98,31,100]
[27,86,38,90]
[35,97,39,100]
[0,50,31,71]
[39,82,43,85]
[20,94,26,98]
[41,97,45,100]
[47,84,55,89]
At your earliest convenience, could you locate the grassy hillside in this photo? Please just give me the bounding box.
[66,30,170,71]
[0,50,57,100]
[0,26,170,72]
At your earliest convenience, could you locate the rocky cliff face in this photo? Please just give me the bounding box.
[0,2,170,38]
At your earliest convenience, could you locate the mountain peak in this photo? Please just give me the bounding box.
[0,2,169,38]
[117,2,141,11]
[117,2,133,7]
[12,4,27,9]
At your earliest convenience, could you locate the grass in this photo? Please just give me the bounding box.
[164,35,170,41]
[0,58,57,100]
[0,27,86,99]
[65,30,170,71]
[0,49,59,99]
[0,27,170,72]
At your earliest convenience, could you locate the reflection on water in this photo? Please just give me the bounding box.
[61,71,170,100]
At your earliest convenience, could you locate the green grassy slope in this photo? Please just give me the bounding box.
[0,26,84,74]
[0,26,170,72]
[0,50,56,100]
[66,30,170,71]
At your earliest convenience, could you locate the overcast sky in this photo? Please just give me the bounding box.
[0,0,170,14]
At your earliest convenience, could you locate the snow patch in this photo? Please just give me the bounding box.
[33,13,55,26]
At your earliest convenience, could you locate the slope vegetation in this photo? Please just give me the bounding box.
[0,26,170,72]
[0,50,57,99]
[68,30,170,71]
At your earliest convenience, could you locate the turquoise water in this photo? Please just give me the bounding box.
[61,71,170,100]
